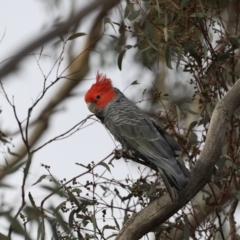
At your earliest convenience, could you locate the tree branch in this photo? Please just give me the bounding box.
[229,198,238,240]
[116,79,240,240]
[173,182,231,240]
[0,0,119,80]
[0,1,119,181]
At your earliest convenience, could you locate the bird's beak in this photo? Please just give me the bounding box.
[86,102,96,113]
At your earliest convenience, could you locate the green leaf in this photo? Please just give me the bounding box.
[141,49,151,70]
[175,105,181,122]
[54,200,68,215]
[104,17,116,32]
[183,108,199,115]
[97,162,111,173]
[50,207,70,233]
[110,199,113,215]
[125,45,132,49]
[165,47,172,69]
[235,234,240,240]
[180,0,190,9]
[92,216,97,238]
[216,157,226,174]
[193,204,206,214]
[155,0,161,17]
[72,188,82,194]
[68,209,75,228]
[5,160,26,175]
[117,50,126,71]
[24,206,41,220]
[100,184,108,192]
[0,182,12,188]
[58,35,64,42]
[221,144,228,155]
[225,159,237,169]
[108,34,119,40]
[113,217,120,230]
[112,21,121,27]
[103,225,116,231]
[228,36,239,48]
[128,10,140,21]
[123,213,129,224]
[217,52,230,61]
[142,88,147,97]
[6,213,27,236]
[37,221,44,240]
[32,174,49,186]
[75,162,89,169]
[188,121,197,132]
[206,102,215,116]
[122,193,133,202]
[188,132,198,145]
[66,188,81,207]
[230,189,240,200]
[41,181,64,197]
[79,197,94,206]
[199,114,210,127]
[76,213,85,219]
[130,80,139,85]
[146,38,158,51]
[67,32,86,41]
[28,192,37,208]
[124,2,133,18]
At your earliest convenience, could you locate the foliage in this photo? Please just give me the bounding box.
[0,0,240,239]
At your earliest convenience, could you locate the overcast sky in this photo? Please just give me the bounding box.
[0,1,157,239]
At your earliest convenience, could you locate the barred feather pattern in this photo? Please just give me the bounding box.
[95,88,190,202]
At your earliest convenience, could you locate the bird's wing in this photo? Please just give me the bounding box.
[151,120,182,156]
[105,98,183,181]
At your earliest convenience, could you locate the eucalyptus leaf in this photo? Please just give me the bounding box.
[117,50,126,71]
[67,32,86,41]
[97,162,111,173]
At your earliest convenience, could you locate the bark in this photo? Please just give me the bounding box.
[116,79,240,240]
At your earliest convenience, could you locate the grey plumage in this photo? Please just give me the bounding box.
[94,88,190,202]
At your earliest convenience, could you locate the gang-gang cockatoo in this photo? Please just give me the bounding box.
[84,72,190,202]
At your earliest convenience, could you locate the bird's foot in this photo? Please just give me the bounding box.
[113,148,123,159]
[125,149,136,158]
[113,148,136,160]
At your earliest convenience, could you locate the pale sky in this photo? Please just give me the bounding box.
[0,1,155,239]
[2,1,235,240]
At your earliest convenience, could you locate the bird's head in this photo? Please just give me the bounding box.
[84,72,116,113]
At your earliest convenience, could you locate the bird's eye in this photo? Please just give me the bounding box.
[96,95,101,100]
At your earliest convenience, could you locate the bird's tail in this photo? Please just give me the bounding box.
[177,161,191,180]
[158,162,190,203]
[158,167,178,202]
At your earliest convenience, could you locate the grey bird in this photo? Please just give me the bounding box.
[85,72,190,202]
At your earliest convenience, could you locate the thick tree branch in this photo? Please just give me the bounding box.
[116,79,240,240]
[0,1,118,180]
[0,0,119,80]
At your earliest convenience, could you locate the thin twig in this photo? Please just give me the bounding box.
[31,115,95,153]
[0,0,120,80]
[208,183,225,240]
[228,198,238,240]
